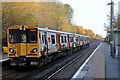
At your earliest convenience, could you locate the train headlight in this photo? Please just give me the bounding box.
[9,48,14,53]
[30,48,37,54]
[33,48,37,53]
[9,48,16,54]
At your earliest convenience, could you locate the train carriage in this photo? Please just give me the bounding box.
[38,28,58,56]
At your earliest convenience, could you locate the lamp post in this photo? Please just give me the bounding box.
[107,0,115,57]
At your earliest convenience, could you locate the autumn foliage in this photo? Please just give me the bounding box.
[114,17,120,28]
[2,2,102,46]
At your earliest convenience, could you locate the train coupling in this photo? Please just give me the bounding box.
[10,58,27,66]
[30,62,39,66]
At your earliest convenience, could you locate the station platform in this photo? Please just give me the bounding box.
[0,52,9,62]
[72,42,119,79]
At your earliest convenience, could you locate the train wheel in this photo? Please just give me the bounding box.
[36,60,40,66]
[48,57,52,63]
[38,57,46,66]
[70,48,74,54]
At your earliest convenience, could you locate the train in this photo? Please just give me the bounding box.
[4,25,90,66]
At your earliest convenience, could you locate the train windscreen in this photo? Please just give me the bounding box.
[9,29,37,43]
[27,29,37,43]
[9,29,18,43]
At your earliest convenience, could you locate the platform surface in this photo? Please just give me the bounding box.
[0,52,9,62]
[72,42,118,79]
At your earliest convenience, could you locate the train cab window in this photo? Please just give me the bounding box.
[28,29,37,43]
[64,36,67,43]
[20,34,27,42]
[61,36,64,43]
[9,29,18,43]
[51,35,55,44]
[18,30,27,43]
[9,34,16,43]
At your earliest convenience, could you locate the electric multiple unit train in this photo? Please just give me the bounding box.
[6,25,90,66]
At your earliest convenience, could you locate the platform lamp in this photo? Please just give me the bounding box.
[107,0,115,58]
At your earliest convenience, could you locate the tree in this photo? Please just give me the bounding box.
[114,16,120,28]
[95,34,102,40]
[2,2,73,33]
[84,29,95,39]
[39,3,73,30]
[76,26,85,34]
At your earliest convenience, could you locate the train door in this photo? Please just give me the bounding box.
[48,33,57,53]
[78,36,80,46]
[40,31,48,56]
[80,36,83,46]
[44,32,48,54]
[19,31,27,56]
[56,33,61,51]
[11,30,27,56]
[67,34,70,49]
[69,35,74,48]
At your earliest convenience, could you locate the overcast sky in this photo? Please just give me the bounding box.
[61,0,120,38]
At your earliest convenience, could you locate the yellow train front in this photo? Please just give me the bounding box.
[7,25,40,66]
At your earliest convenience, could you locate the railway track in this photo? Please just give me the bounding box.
[2,41,100,80]
[33,42,100,80]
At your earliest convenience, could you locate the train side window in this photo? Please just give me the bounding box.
[42,35,44,43]
[70,37,72,42]
[76,37,78,42]
[69,37,71,42]
[78,37,80,41]
[70,37,73,42]
[64,36,67,43]
[81,37,83,41]
[61,36,64,43]
[80,37,82,41]
[44,35,47,44]
[51,35,55,44]
[71,37,74,42]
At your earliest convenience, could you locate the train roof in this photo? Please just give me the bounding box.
[37,28,90,37]
[38,28,60,33]
[85,35,90,38]
[7,26,90,38]
[38,28,74,35]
